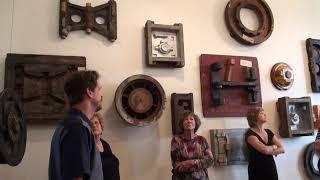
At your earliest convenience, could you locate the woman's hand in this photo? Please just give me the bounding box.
[174,160,194,172]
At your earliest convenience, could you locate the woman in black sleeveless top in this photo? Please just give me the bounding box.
[245,107,285,180]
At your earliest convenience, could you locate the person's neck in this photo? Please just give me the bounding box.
[253,124,264,133]
[72,101,96,120]
[94,135,102,144]
[183,130,196,140]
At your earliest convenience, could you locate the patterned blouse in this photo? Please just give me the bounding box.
[171,134,214,180]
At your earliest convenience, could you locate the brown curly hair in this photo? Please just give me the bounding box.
[246,107,264,128]
[178,111,201,133]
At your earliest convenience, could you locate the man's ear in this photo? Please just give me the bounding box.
[86,88,94,98]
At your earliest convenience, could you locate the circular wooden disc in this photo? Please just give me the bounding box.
[0,89,26,166]
[225,0,274,45]
[304,143,320,179]
[128,88,153,113]
[115,74,165,126]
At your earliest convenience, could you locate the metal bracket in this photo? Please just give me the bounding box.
[210,62,258,106]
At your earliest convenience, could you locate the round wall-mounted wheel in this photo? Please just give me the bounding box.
[270,62,294,90]
[304,142,320,180]
[115,75,166,126]
[225,0,274,45]
[0,89,26,166]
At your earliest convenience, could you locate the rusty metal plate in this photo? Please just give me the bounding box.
[200,54,262,117]
[171,93,194,135]
[306,38,320,92]
[225,0,274,45]
[59,0,117,42]
[0,89,26,166]
[115,74,166,126]
[270,62,294,90]
[210,129,247,166]
[277,96,314,138]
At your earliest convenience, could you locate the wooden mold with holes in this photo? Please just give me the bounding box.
[59,0,117,42]
[171,93,194,135]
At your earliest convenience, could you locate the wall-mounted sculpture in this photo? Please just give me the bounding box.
[210,129,247,166]
[59,0,117,42]
[313,105,320,129]
[0,89,26,166]
[270,62,294,90]
[115,74,166,126]
[304,142,320,180]
[171,93,194,135]
[5,53,86,123]
[277,96,314,138]
[200,54,262,117]
[306,38,320,92]
[145,20,184,68]
[225,0,274,45]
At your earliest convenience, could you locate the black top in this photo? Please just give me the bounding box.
[245,129,278,180]
[60,108,93,180]
[100,138,120,180]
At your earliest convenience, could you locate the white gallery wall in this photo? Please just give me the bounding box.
[0,0,320,179]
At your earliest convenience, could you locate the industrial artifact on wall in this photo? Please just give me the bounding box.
[270,62,294,90]
[313,105,320,129]
[171,93,194,135]
[59,0,117,42]
[0,89,26,166]
[5,53,86,123]
[225,0,274,45]
[114,74,166,126]
[145,20,184,68]
[303,142,320,180]
[306,38,320,92]
[200,54,262,117]
[210,129,247,166]
[277,96,314,138]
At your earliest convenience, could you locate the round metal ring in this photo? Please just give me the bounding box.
[115,74,166,126]
[304,142,320,179]
[0,89,26,166]
[270,62,294,90]
[225,0,274,45]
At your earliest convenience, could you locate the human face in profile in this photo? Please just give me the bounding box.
[92,81,103,112]
[257,110,267,124]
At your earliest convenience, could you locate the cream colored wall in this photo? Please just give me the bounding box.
[0,0,320,179]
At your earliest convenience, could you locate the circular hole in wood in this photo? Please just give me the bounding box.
[95,16,105,25]
[71,15,81,23]
[240,8,260,31]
